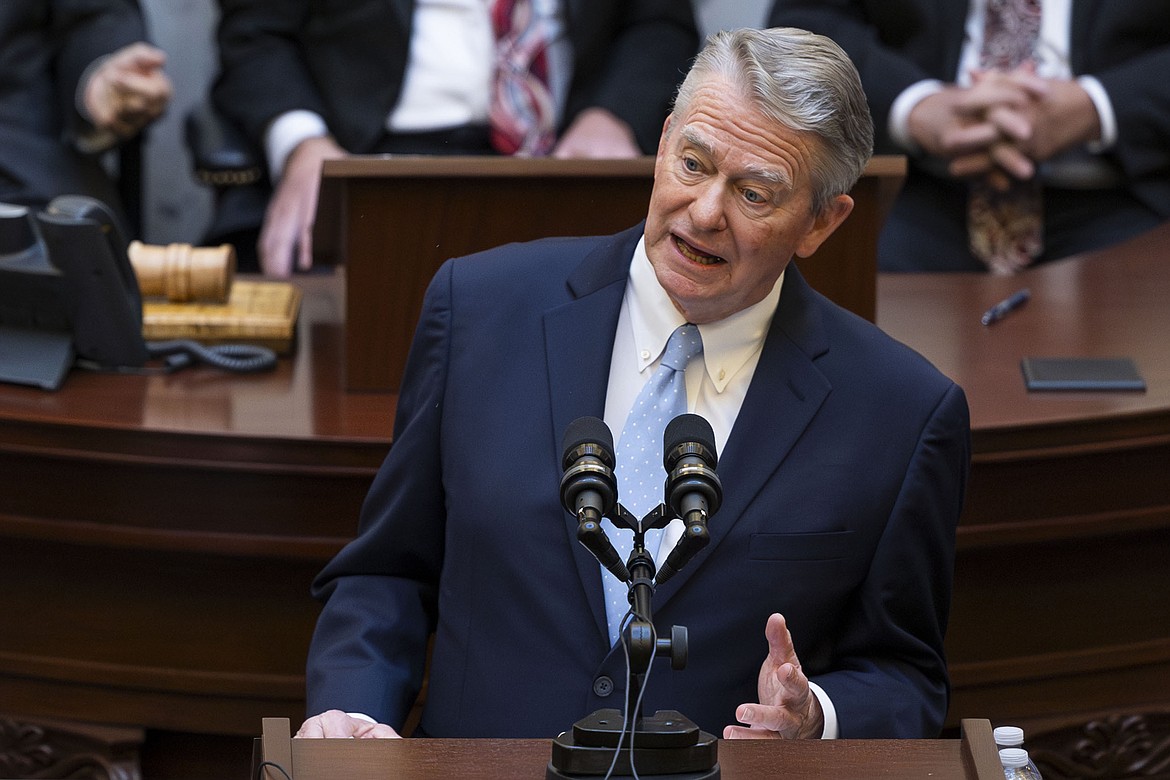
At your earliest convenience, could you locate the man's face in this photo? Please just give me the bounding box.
[644,77,853,324]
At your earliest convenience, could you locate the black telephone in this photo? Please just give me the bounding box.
[38,195,152,368]
[0,197,146,389]
[1,195,275,390]
[0,202,72,389]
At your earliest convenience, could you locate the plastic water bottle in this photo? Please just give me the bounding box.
[995,726,1042,778]
[1000,747,1043,779]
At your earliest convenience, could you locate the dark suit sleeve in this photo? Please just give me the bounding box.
[52,0,149,134]
[812,382,970,737]
[304,260,455,728]
[565,0,699,153]
[766,0,949,153]
[211,0,325,147]
[1090,48,1170,184]
[212,1,421,153]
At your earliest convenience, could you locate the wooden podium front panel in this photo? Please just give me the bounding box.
[261,718,1002,780]
[317,156,904,391]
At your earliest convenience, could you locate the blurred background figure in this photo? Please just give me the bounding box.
[768,0,1170,272]
[209,0,699,277]
[1,0,172,236]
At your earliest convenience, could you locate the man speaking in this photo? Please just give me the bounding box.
[298,26,970,742]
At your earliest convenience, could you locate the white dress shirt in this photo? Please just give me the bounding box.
[602,237,841,739]
[266,0,571,179]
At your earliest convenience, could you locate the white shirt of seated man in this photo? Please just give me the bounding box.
[266,0,571,179]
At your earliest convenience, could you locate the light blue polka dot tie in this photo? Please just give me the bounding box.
[603,323,703,645]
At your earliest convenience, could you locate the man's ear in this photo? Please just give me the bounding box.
[656,115,673,159]
[653,115,674,180]
[795,194,854,259]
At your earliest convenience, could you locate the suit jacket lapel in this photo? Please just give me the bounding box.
[545,224,642,639]
[1069,0,1098,73]
[942,0,973,73]
[652,264,833,609]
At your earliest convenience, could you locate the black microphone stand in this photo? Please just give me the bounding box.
[548,501,719,780]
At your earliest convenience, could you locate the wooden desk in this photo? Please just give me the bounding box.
[877,222,1170,765]
[315,155,905,391]
[3,223,1170,779]
[258,717,1004,780]
[0,277,388,779]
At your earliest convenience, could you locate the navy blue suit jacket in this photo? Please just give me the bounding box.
[306,223,970,738]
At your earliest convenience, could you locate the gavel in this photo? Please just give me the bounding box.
[127,241,236,303]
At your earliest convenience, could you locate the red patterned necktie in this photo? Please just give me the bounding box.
[967,0,1043,273]
[489,0,556,156]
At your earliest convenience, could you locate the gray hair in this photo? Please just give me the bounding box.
[672,27,874,215]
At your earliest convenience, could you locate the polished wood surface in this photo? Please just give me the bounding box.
[0,275,390,742]
[316,155,905,391]
[878,223,1170,441]
[3,222,1170,777]
[260,718,1004,780]
[877,222,1170,738]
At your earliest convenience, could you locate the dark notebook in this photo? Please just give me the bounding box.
[1021,357,1147,392]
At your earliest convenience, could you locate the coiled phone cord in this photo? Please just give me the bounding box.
[146,339,277,373]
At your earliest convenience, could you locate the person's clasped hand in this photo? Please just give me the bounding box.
[724,613,825,740]
[907,68,1048,189]
[83,42,172,138]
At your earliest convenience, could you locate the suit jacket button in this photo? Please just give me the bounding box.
[593,676,614,697]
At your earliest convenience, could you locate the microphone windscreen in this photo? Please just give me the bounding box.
[663,413,717,469]
[561,416,614,467]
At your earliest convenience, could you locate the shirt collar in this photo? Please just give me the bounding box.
[627,237,783,393]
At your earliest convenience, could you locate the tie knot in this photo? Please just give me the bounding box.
[661,324,703,372]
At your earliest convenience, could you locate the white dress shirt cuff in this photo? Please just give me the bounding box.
[888,79,946,155]
[265,110,330,182]
[1075,75,1117,152]
[808,681,839,739]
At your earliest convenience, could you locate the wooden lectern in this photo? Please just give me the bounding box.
[314,155,905,392]
[257,717,1004,779]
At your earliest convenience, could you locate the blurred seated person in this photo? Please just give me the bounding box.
[767,0,1170,273]
[211,0,699,277]
[1,0,172,235]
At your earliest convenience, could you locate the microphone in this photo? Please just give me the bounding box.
[656,414,723,584]
[560,416,629,582]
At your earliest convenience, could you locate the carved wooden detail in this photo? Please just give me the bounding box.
[1030,713,1170,780]
[0,716,141,780]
